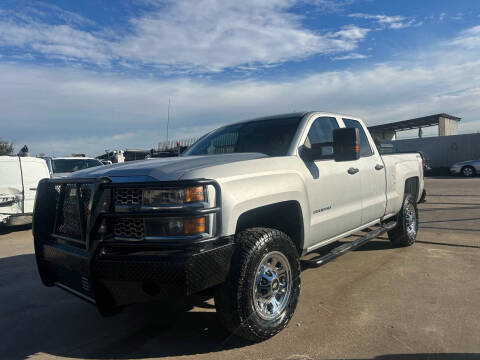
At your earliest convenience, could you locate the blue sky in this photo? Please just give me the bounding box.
[0,0,479,155]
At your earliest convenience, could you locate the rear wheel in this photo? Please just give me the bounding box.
[214,228,300,342]
[461,166,476,177]
[388,194,418,247]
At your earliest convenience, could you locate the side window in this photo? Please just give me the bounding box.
[305,116,339,158]
[342,118,373,157]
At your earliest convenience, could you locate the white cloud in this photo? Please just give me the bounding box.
[0,0,369,72]
[113,0,370,72]
[2,35,480,156]
[348,13,420,29]
[452,13,464,21]
[332,52,368,60]
[449,25,480,49]
[0,19,113,65]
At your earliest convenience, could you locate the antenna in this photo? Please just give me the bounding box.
[166,97,171,142]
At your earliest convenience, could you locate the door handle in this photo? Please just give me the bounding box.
[375,164,384,170]
[348,167,359,175]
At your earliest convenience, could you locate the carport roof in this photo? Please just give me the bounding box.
[368,113,461,132]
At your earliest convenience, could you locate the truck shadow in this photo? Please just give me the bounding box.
[0,254,249,360]
[335,355,479,360]
[0,224,31,235]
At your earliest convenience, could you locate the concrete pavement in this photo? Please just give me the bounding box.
[1,177,479,360]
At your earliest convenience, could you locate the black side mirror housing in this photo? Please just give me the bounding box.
[299,143,334,162]
[333,128,360,162]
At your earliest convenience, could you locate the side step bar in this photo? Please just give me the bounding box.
[301,221,397,268]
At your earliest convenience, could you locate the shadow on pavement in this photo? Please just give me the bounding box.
[0,224,31,235]
[0,254,250,360]
[428,194,480,197]
[421,206,480,211]
[416,240,480,249]
[419,226,480,232]
[339,355,480,360]
[353,240,393,251]
[422,202,480,206]
[420,217,480,224]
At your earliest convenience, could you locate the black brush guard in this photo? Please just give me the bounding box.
[33,177,233,315]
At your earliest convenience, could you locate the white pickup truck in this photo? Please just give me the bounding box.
[33,112,424,341]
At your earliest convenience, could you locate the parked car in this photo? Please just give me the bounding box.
[33,112,424,341]
[50,157,103,178]
[449,159,480,177]
[0,156,50,226]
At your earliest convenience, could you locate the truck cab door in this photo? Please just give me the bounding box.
[342,118,387,224]
[301,116,363,246]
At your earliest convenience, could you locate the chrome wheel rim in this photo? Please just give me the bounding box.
[405,203,417,238]
[253,251,292,321]
[463,167,473,176]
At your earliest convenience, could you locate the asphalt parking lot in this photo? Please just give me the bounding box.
[1,177,479,360]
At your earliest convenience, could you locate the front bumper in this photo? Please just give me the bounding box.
[449,167,461,174]
[33,177,232,313]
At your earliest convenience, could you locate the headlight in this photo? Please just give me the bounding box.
[143,186,205,205]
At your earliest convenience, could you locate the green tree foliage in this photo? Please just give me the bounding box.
[0,138,14,155]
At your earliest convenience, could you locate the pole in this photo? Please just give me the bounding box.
[166,97,171,142]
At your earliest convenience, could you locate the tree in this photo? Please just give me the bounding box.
[0,138,14,156]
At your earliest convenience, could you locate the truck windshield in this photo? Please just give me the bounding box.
[183,117,302,156]
[52,159,103,173]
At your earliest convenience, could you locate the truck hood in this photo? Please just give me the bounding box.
[70,153,268,181]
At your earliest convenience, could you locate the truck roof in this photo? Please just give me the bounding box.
[51,157,98,160]
[230,111,362,126]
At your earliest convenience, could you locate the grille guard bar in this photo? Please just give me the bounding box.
[33,176,223,313]
[36,177,222,249]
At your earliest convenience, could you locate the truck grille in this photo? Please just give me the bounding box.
[56,184,92,245]
[114,188,142,205]
[113,218,144,239]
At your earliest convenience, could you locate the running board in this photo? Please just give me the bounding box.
[301,221,397,268]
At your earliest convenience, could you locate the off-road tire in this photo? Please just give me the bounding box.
[461,166,476,177]
[388,194,418,247]
[214,228,300,342]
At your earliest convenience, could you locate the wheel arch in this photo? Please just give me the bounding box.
[404,176,419,199]
[235,201,305,255]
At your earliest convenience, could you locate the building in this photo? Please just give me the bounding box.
[368,113,461,142]
[369,113,479,171]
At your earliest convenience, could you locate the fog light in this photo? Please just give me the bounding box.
[144,216,207,237]
[184,217,206,234]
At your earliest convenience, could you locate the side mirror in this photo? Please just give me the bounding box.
[299,143,334,162]
[333,128,360,162]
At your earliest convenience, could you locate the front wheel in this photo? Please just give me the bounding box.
[214,228,300,342]
[388,194,418,247]
[462,166,476,177]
